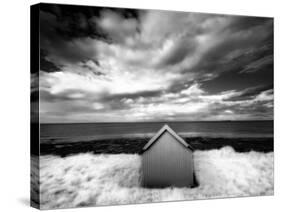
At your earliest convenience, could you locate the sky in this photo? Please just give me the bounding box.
[32,3,274,123]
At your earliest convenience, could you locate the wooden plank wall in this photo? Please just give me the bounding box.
[142,132,194,188]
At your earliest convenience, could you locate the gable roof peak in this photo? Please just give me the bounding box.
[163,124,170,129]
[142,124,193,152]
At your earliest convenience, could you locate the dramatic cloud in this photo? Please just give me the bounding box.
[37,4,273,122]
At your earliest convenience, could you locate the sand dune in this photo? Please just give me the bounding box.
[39,147,273,209]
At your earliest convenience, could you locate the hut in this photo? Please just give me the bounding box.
[141,124,195,188]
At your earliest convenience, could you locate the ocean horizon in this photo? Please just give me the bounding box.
[40,120,273,144]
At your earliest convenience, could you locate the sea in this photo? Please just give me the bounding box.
[40,121,273,144]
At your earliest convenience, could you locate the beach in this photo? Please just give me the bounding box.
[37,122,274,209]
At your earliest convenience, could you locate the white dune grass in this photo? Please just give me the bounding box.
[39,147,273,209]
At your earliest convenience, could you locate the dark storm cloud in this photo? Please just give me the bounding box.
[39,10,98,66]
[40,49,61,72]
[40,3,106,39]
[187,18,272,74]
[39,6,103,69]
[197,28,273,94]
[39,3,141,71]
[226,16,272,32]
[38,4,273,122]
[200,56,273,94]
[240,55,273,73]
[227,84,273,101]
[102,90,163,102]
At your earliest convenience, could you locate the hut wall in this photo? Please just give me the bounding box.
[142,131,194,188]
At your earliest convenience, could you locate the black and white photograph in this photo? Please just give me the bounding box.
[30,3,273,210]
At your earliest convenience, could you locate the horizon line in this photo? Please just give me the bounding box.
[39,119,274,124]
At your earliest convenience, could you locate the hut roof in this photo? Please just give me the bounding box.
[142,124,193,153]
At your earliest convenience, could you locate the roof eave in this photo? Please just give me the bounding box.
[141,124,194,153]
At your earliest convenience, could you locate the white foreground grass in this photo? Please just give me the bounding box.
[40,147,273,209]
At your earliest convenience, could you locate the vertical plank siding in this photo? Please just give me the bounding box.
[142,131,194,188]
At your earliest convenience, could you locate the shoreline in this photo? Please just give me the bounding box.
[40,136,273,157]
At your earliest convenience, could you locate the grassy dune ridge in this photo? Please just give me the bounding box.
[39,146,273,209]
